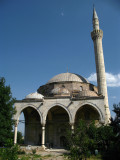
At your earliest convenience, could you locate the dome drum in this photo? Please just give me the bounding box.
[37,73,98,98]
[50,87,70,97]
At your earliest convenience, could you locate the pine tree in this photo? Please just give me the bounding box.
[0,77,15,146]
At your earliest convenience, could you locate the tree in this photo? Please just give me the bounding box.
[110,103,120,134]
[66,103,120,160]
[0,77,15,146]
[103,103,120,160]
[67,120,114,160]
[96,103,120,160]
[0,139,19,160]
[67,120,97,160]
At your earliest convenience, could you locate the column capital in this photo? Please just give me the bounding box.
[99,119,105,124]
[70,123,74,133]
[14,120,18,127]
[69,123,74,126]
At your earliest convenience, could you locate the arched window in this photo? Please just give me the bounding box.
[80,86,83,91]
[89,84,94,91]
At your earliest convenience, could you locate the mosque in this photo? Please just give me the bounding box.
[14,8,111,149]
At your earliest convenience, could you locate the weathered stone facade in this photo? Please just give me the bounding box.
[14,73,106,148]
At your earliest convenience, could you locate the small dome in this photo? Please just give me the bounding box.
[79,90,98,97]
[51,87,60,94]
[25,92,44,99]
[51,87,70,95]
[47,72,89,84]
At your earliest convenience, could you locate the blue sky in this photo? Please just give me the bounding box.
[0,0,120,133]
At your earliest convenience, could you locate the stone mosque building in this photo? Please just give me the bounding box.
[14,8,111,149]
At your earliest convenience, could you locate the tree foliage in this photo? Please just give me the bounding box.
[0,139,19,160]
[67,103,120,160]
[0,77,15,146]
[111,103,120,134]
[103,103,120,160]
[67,120,114,160]
[67,121,97,160]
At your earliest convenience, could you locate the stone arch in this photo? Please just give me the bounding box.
[45,103,71,148]
[16,104,42,146]
[74,102,104,123]
[16,104,42,124]
[43,103,72,124]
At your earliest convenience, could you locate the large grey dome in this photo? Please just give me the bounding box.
[47,72,89,84]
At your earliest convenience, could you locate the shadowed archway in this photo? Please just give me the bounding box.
[22,107,42,145]
[75,104,100,125]
[46,106,69,148]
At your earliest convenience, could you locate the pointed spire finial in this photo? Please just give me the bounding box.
[93,6,98,20]
[92,6,99,30]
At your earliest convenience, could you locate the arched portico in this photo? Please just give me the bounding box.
[14,105,42,146]
[45,105,70,148]
[42,103,72,124]
[15,104,42,123]
[74,102,103,125]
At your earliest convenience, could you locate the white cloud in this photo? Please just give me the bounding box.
[88,73,97,82]
[88,72,120,87]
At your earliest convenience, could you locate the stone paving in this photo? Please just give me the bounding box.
[20,146,69,160]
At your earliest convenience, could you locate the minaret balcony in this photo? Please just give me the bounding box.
[91,29,103,41]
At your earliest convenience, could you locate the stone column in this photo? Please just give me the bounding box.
[41,124,46,149]
[14,122,18,144]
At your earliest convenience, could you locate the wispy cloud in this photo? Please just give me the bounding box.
[88,73,97,82]
[60,8,64,16]
[111,96,116,99]
[88,72,120,87]
[60,12,64,16]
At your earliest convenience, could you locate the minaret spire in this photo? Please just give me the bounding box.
[91,8,111,123]
[92,7,99,30]
[93,7,98,19]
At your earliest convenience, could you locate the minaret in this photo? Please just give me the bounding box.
[91,8,111,123]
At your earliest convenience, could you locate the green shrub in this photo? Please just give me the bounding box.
[17,149,25,154]
[0,139,19,160]
[0,144,19,160]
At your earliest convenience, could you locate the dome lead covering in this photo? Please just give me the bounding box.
[47,72,89,84]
